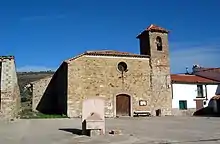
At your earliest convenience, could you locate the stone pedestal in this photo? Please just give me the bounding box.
[90,129,101,136]
[82,98,105,136]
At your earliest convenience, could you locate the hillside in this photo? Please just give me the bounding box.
[17,71,55,112]
[17,71,55,90]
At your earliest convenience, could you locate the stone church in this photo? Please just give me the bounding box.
[31,24,172,117]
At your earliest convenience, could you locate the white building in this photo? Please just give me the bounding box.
[171,74,220,116]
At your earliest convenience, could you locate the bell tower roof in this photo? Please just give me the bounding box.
[136,24,169,38]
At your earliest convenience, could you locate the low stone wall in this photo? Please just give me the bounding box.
[0,91,20,120]
[32,76,53,112]
[172,108,196,116]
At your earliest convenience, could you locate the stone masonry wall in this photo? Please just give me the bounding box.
[0,57,20,119]
[67,55,171,118]
[148,32,172,116]
[31,76,52,111]
[34,62,68,115]
[172,108,196,116]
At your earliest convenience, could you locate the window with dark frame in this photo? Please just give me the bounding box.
[179,100,187,110]
[156,36,163,51]
[117,62,128,72]
[197,85,204,98]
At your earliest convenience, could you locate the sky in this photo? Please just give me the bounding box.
[0,0,220,73]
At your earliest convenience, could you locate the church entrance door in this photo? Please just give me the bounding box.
[116,94,131,116]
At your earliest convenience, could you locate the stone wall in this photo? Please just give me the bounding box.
[35,62,68,115]
[137,29,172,116]
[172,108,196,116]
[67,55,172,118]
[31,76,52,111]
[148,32,172,116]
[0,57,20,120]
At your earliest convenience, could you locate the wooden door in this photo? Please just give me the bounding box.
[116,94,130,116]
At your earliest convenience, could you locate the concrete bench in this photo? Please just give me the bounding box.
[134,111,151,117]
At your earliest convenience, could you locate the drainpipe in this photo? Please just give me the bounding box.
[205,85,208,101]
[171,82,174,99]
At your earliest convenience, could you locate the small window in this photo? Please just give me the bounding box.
[179,100,187,110]
[117,62,128,72]
[197,85,204,98]
[156,36,162,51]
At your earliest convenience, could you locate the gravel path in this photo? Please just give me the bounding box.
[0,116,220,144]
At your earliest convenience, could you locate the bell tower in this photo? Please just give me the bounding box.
[136,24,172,116]
[136,24,170,63]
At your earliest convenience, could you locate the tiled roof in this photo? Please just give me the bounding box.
[136,24,169,38]
[171,74,220,84]
[146,24,169,33]
[193,67,220,82]
[86,50,133,55]
[65,50,149,62]
[193,67,220,73]
[85,50,148,57]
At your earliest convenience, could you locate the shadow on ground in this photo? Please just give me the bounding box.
[193,99,220,117]
[193,107,220,117]
[59,128,91,136]
[59,128,83,135]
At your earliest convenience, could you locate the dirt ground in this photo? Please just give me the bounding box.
[0,116,220,144]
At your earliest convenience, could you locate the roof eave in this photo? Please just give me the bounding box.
[171,81,220,85]
[85,53,150,58]
[65,51,150,63]
[136,29,169,39]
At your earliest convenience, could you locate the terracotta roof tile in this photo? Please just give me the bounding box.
[193,67,220,82]
[146,24,169,33]
[86,50,132,55]
[85,50,146,57]
[171,74,220,84]
[136,24,169,38]
[65,50,149,62]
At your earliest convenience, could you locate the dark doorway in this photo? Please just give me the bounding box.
[116,94,131,116]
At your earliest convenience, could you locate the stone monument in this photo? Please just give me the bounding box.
[82,97,105,136]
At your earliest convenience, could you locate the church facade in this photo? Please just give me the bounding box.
[32,24,172,117]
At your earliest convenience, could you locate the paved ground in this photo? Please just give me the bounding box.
[0,116,220,144]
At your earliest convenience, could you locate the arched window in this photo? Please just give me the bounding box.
[156,36,163,51]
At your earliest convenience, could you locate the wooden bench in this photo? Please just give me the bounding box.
[133,111,151,117]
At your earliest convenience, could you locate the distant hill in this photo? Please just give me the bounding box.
[17,71,55,111]
[17,71,55,93]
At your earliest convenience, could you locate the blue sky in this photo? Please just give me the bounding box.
[0,0,220,73]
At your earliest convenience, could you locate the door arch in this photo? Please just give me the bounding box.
[116,94,131,116]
